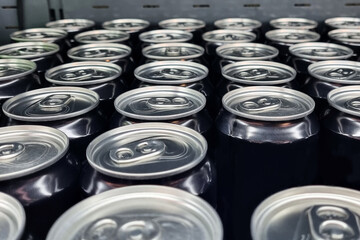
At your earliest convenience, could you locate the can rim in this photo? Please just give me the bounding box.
[269,17,318,30]
[216,43,279,61]
[46,19,95,32]
[142,43,205,60]
[158,18,206,32]
[328,29,360,44]
[74,30,130,44]
[214,18,262,30]
[139,29,193,43]
[102,18,150,33]
[0,42,60,59]
[0,59,37,81]
[289,42,354,60]
[265,29,320,43]
[327,85,360,117]
[10,28,68,42]
[325,17,360,29]
[67,43,131,61]
[202,29,256,43]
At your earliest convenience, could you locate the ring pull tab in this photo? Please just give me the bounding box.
[38,94,72,112]
[345,97,360,111]
[325,68,357,80]
[24,32,45,39]
[83,50,107,58]
[165,47,182,56]
[18,47,45,55]
[235,48,256,57]
[60,69,100,81]
[285,34,303,40]
[118,220,161,240]
[0,143,25,160]
[146,97,193,110]
[153,33,172,40]
[235,68,270,80]
[160,68,195,79]
[311,48,338,57]
[237,96,282,113]
[222,34,238,41]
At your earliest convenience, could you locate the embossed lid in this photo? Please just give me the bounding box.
[214,18,262,31]
[0,59,36,81]
[158,18,206,32]
[139,29,193,44]
[2,87,99,122]
[0,125,68,180]
[216,43,279,61]
[134,61,208,84]
[325,17,360,29]
[114,86,206,120]
[142,43,204,60]
[10,28,67,43]
[202,29,256,43]
[45,61,122,85]
[223,86,315,121]
[0,42,59,59]
[87,123,207,179]
[270,17,318,30]
[289,42,353,60]
[47,185,223,240]
[265,29,320,44]
[102,18,150,33]
[328,29,360,45]
[46,19,95,33]
[74,30,130,44]
[328,86,360,117]
[67,43,131,61]
[222,61,296,85]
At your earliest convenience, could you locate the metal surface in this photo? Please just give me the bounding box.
[10,28,67,43]
[328,29,360,46]
[289,42,354,60]
[102,18,150,33]
[139,29,193,44]
[214,18,262,31]
[142,43,204,60]
[328,86,360,117]
[74,30,130,44]
[269,17,318,30]
[67,43,131,61]
[46,19,95,33]
[265,29,320,44]
[216,43,279,61]
[158,18,206,32]
[202,29,256,43]
[0,42,59,59]
[0,59,36,81]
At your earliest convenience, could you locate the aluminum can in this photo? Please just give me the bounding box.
[47,185,222,240]
[325,17,360,30]
[0,125,80,239]
[216,86,319,240]
[139,29,193,48]
[214,18,263,41]
[74,29,130,46]
[81,123,217,207]
[328,29,360,60]
[270,17,318,31]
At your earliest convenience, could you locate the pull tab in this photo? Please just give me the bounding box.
[237,96,282,113]
[146,97,193,110]
[39,94,72,112]
[0,143,25,160]
[60,69,104,81]
[235,68,270,80]
[311,48,339,57]
[232,48,256,57]
[83,50,108,58]
[230,22,245,27]
[285,34,304,40]
[152,33,173,40]
[82,218,118,240]
[159,68,196,79]
[118,220,161,240]
[325,68,357,80]
[165,47,181,56]
[24,32,46,39]
[345,97,360,111]
[17,47,46,55]
[221,34,239,41]
[349,34,360,40]
[94,33,118,41]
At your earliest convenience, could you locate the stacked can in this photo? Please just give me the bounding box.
[214,18,263,41]
[270,17,318,31]
[138,29,193,48]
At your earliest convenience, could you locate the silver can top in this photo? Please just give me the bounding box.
[216,43,279,61]
[0,192,25,240]
[222,61,296,85]
[223,86,315,121]
[74,30,130,44]
[46,19,95,33]
[87,123,207,179]
[142,43,204,60]
[67,43,131,61]
[47,185,223,240]
[265,29,320,44]
[102,18,150,33]
[308,60,360,84]
[139,29,193,44]
[202,29,256,43]
[0,125,68,180]
[114,86,206,120]
[134,61,208,84]
[328,86,360,117]
[270,17,318,30]
[0,59,36,81]
[0,42,60,59]
[214,18,262,31]
[325,17,360,29]
[328,29,360,45]
[10,28,67,43]
[289,42,354,60]
[2,87,99,122]
[45,61,122,86]
[158,18,206,32]
[251,186,360,240]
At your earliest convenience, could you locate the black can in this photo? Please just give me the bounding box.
[328,29,360,61]
[214,18,263,42]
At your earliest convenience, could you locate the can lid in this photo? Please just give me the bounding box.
[45,61,122,86]
[2,87,99,122]
[0,192,25,240]
[216,43,279,61]
[114,86,206,120]
[325,17,360,29]
[328,29,360,44]
[251,186,360,240]
[0,125,68,180]
[134,61,208,84]
[46,19,95,33]
[308,60,360,84]
[222,61,296,85]
[158,18,206,32]
[10,28,67,43]
[223,86,315,121]
[47,185,223,240]
[0,59,36,81]
[102,18,150,33]
[202,29,256,43]
[67,43,131,61]
[142,43,204,60]
[0,42,60,59]
[74,30,130,44]
[270,17,318,30]
[265,29,320,44]
[214,18,262,31]
[139,29,193,43]
[289,42,353,60]
[328,86,360,117]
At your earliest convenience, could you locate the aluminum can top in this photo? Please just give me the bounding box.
[214,18,262,31]
[158,18,206,32]
[67,43,131,61]
[265,29,320,44]
[102,18,150,33]
[216,43,279,61]
[270,17,318,30]
[46,19,95,33]
[0,42,59,59]
[10,28,67,43]
[328,85,360,118]
[202,29,256,43]
[0,59,36,81]
[328,29,360,45]
[74,30,130,44]
[325,17,360,29]
[289,42,353,60]
[139,29,193,44]
[142,43,204,60]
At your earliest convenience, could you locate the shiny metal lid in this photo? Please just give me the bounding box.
[158,18,206,32]
[289,42,353,60]
[223,86,315,121]
[102,18,150,33]
[47,185,222,240]
[74,30,130,44]
[0,42,59,59]
[142,43,204,60]
[251,186,360,240]
[139,29,193,44]
[325,17,360,29]
[270,17,318,30]
[46,19,95,33]
[308,60,360,84]
[216,43,279,61]
[202,29,256,43]
[0,125,68,180]
[214,18,262,31]
[222,61,296,85]
[0,59,36,81]
[2,87,99,122]
[265,29,320,44]
[0,192,25,240]
[10,28,67,43]
[328,86,360,117]
[134,61,208,84]
[87,123,207,179]
[67,43,131,61]
[328,29,360,45]
[45,61,122,86]
[114,86,206,120]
